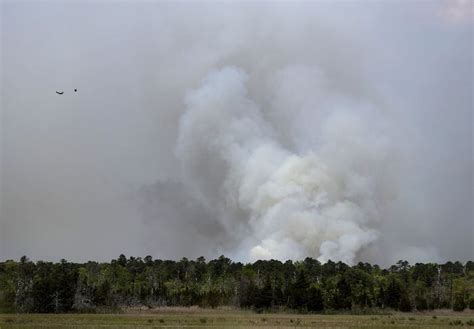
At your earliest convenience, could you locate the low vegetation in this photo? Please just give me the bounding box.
[0,309,473,328]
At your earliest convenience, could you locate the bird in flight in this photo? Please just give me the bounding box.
[56,91,64,95]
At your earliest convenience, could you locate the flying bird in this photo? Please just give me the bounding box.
[56,91,64,95]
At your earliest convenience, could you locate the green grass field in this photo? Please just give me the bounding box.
[0,309,473,328]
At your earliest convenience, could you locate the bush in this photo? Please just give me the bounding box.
[415,296,428,311]
[453,296,466,312]
[399,293,412,312]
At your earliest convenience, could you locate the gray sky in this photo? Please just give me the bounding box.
[0,1,472,265]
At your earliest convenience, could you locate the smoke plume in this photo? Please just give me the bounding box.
[175,66,395,264]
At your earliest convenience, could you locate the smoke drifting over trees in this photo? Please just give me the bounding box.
[175,67,388,264]
[1,2,472,265]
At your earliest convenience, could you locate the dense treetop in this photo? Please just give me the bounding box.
[1,256,473,313]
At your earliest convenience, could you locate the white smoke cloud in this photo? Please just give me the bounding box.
[175,67,393,264]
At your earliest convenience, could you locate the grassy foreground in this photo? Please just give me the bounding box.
[0,309,473,328]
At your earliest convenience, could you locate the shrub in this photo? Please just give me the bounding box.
[453,296,466,312]
[399,293,412,312]
[449,319,464,326]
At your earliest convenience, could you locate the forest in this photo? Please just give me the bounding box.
[0,256,473,314]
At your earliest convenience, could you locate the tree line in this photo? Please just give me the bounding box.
[0,255,473,313]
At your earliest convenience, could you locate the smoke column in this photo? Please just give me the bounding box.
[175,66,395,264]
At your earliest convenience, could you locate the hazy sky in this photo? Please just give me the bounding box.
[0,0,472,265]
